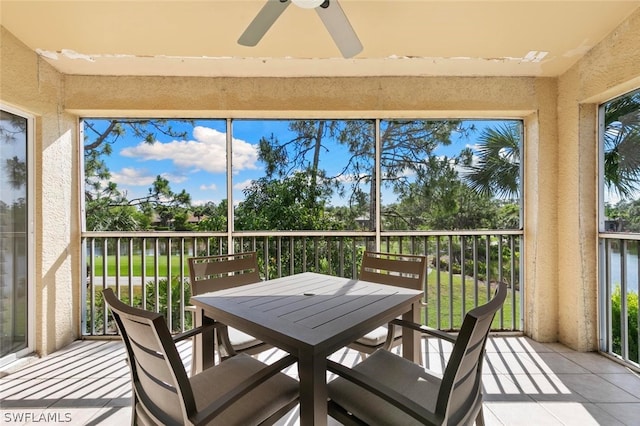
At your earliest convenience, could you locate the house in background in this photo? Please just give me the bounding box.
[1,1,639,369]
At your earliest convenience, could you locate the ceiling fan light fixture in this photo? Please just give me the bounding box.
[291,0,325,9]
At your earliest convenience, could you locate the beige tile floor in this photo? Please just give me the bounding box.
[1,335,639,425]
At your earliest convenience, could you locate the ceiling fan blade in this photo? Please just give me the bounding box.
[238,0,291,47]
[316,0,362,58]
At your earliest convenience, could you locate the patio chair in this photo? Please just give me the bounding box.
[103,288,299,426]
[188,252,271,362]
[348,251,427,357]
[327,280,508,426]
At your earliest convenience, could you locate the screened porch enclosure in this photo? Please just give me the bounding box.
[81,116,525,340]
[2,0,640,383]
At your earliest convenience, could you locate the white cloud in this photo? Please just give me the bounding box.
[604,186,640,206]
[110,168,157,186]
[335,173,369,184]
[171,175,188,183]
[233,179,253,191]
[384,167,415,180]
[231,135,260,171]
[192,198,222,206]
[110,167,186,186]
[199,183,218,191]
[466,143,481,151]
[120,126,259,173]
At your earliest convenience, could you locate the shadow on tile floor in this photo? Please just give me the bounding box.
[1,336,639,425]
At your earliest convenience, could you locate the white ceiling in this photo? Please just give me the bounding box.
[2,0,639,78]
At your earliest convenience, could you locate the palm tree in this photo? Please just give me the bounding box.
[603,91,640,198]
[463,122,521,199]
[465,91,640,201]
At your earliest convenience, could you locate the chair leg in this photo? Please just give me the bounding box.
[189,310,196,377]
[131,400,136,426]
[475,405,485,426]
[190,335,197,377]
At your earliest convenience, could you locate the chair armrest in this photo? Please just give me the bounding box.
[390,319,457,343]
[172,323,219,343]
[191,354,298,425]
[327,360,443,425]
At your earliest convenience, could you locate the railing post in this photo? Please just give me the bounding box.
[621,239,629,361]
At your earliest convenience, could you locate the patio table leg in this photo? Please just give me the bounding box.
[192,308,215,374]
[297,351,328,426]
[402,302,420,363]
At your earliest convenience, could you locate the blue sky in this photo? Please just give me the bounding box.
[88,118,513,208]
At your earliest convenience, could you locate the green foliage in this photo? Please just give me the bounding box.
[86,288,138,335]
[195,201,227,231]
[238,237,363,280]
[383,165,508,231]
[83,119,194,232]
[235,172,336,231]
[88,278,192,335]
[256,119,470,229]
[496,202,521,229]
[87,204,146,231]
[603,91,640,199]
[611,286,639,363]
[145,277,192,333]
[324,205,366,229]
[81,118,528,234]
[463,122,521,199]
[606,198,640,233]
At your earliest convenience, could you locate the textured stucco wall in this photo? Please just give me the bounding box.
[556,8,640,351]
[1,27,80,356]
[64,74,542,117]
[522,79,559,343]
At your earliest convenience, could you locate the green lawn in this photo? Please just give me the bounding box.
[423,271,519,330]
[87,259,520,332]
[89,255,189,277]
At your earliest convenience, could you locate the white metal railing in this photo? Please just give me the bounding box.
[599,232,640,368]
[82,230,523,336]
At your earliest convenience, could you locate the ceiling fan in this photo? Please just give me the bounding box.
[238,0,363,58]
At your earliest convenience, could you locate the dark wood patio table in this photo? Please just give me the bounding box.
[190,271,423,426]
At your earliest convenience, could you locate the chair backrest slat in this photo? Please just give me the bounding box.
[103,289,196,425]
[359,251,427,291]
[121,317,177,386]
[437,281,508,424]
[188,252,260,295]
